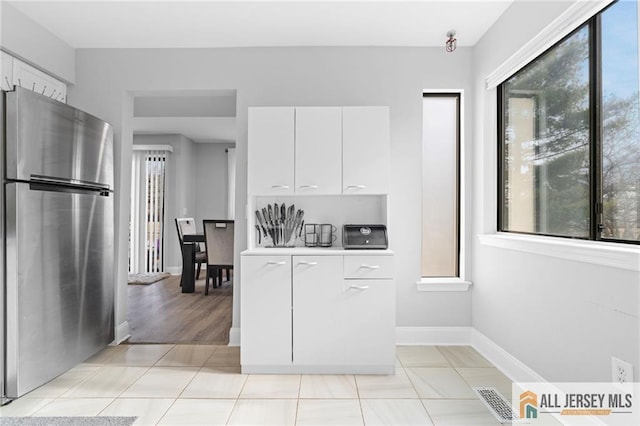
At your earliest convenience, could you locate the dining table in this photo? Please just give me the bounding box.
[182,232,205,293]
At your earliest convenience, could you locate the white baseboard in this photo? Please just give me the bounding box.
[166,266,181,276]
[122,323,542,384]
[228,327,241,347]
[395,326,546,384]
[112,321,131,345]
[396,326,473,345]
[471,329,546,383]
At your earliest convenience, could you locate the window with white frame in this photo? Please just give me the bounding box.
[422,93,461,277]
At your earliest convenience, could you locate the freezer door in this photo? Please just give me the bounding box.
[5,86,113,188]
[5,182,114,398]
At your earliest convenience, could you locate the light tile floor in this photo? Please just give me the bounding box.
[0,345,560,425]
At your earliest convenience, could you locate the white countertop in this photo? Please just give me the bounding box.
[242,247,394,256]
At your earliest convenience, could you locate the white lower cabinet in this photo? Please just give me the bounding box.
[293,256,344,365]
[339,278,395,367]
[241,252,395,374]
[240,255,292,367]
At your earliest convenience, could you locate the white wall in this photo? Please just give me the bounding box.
[195,143,234,226]
[0,2,75,83]
[472,1,640,381]
[68,47,475,338]
[174,135,198,226]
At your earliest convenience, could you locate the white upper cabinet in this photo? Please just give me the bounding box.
[248,105,390,196]
[295,107,342,194]
[1,51,14,91]
[248,107,295,195]
[342,107,390,194]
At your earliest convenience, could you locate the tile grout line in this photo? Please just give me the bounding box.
[418,398,437,426]
[29,346,136,416]
[394,353,436,425]
[115,345,219,424]
[224,396,240,425]
[294,374,302,425]
[436,346,504,423]
[403,350,465,423]
[104,344,174,401]
[354,373,366,426]
[155,397,179,425]
[227,366,252,424]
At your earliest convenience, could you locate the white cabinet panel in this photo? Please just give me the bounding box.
[1,51,13,91]
[240,255,292,366]
[248,107,295,195]
[12,59,67,103]
[340,279,395,366]
[295,107,342,194]
[343,255,395,279]
[292,256,343,365]
[343,107,390,194]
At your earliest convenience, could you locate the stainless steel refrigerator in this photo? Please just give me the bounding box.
[1,86,115,399]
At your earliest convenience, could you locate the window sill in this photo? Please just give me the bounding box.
[478,233,640,272]
[416,278,472,292]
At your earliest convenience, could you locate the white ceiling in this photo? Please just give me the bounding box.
[8,0,513,49]
[7,1,514,144]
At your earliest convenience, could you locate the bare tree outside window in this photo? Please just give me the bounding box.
[499,0,640,244]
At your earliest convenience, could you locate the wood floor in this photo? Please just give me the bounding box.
[127,273,232,344]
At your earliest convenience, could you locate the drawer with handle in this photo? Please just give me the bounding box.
[343,255,394,279]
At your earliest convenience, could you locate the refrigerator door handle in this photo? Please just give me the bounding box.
[30,174,111,192]
[29,181,112,197]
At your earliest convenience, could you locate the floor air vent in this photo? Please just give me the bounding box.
[472,386,520,424]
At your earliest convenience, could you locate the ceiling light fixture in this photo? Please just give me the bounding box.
[445,30,457,53]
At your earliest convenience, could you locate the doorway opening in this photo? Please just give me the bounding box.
[126,89,237,345]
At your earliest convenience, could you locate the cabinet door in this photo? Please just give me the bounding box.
[342,107,390,194]
[292,256,344,365]
[340,279,395,366]
[241,255,292,366]
[248,107,294,195]
[1,51,13,91]
[295,107,342,194]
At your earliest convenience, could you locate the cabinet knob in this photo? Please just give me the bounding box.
[360,265,380,269]
[298,185,319,189]
[349,285,370,290]
[298,261,318,266]
[271,185,290,189]
[266,260,287,265]
[346,185,367,190]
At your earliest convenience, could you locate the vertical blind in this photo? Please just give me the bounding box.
[130,146,171,274]
[145,151,167,273]
[227,148,236,220]
[129,151,144,274]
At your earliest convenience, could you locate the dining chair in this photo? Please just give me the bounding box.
[175,218,206,286]
[202,219,234,295]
